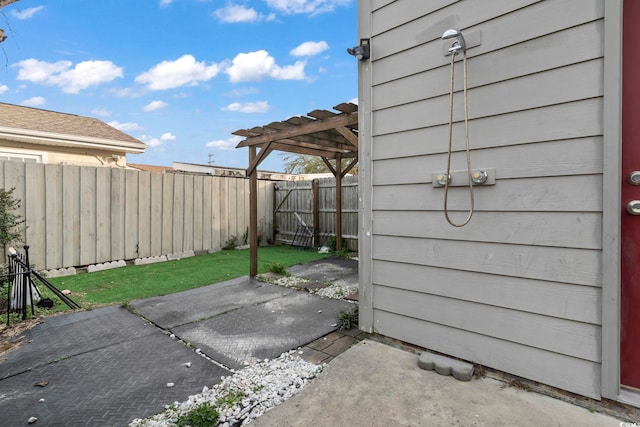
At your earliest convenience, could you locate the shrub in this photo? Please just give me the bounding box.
[175,402,219,427]
[267,263,289,275]
[337,305,359,330]
[222,235,238,250]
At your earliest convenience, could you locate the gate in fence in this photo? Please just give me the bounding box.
[273,177,359,250]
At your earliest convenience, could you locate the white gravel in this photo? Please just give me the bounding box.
[258,273,358,300]
[310,282,358,300]
[129,350,323,427]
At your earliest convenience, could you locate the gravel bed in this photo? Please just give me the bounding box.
[130,350,323,427]
[258,274,358,300]
[310,282,358,300]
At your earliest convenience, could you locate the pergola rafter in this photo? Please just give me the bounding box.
[233,102,359,277]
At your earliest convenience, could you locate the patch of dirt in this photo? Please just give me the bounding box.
[0,315,43,358]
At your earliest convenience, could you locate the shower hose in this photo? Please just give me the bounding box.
[443,49,474,227]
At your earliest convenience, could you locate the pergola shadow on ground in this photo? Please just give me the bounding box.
[234,102,359,276]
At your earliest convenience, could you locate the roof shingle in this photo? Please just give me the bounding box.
[0,102,143,145]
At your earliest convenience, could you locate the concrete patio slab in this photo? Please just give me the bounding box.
[251,340,623,427]
[130,276,296,329]
[172,290,353,370]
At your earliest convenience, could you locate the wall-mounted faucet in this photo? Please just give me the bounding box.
[442,29,466,55]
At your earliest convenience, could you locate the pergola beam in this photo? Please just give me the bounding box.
[235,112,358,147]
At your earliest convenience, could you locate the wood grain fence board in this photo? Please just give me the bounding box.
[218,177,228,248]
[228,178,238,240]
[95,167,111,263]
[172,174,184,253]
[44,164,63,269]
[149,172,163,256]
[124,169,139,260]
[24,163,45,268]
[137,171,151,258]
[193,175,204,252]
[182,174,195,252]
[79,166,97,266]
[110,168,126,261]
[62,165,80,266]
[160,173,173,255]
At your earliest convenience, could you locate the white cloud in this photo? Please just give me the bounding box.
[349,97,358,105]
[225,87,259,97]
[225,50,305,83]
[265,0,351,15]
[14,58,123,94]
[92,108,111,117]
[143,100,168,112]
[213,5,275,23]
[108,120,143,132]
[135,54,221,90]
[290,41,329,57]
[214,5,258,23]
[139,134,163,147]
[222,101,269,113]
[22,96,46,106]
[11,6,44,20]
[0,84,8,94]
[159,0,173,7]
[206,135,242,150]
[138,132,175,148]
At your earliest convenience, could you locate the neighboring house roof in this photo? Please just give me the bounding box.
[128,163,174,173]
[0,102,147,154]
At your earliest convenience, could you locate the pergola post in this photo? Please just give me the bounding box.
[249,146,258,277]
[335,153,343,252]
[312,179,320,247]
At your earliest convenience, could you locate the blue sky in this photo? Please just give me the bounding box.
[0,0,358,171]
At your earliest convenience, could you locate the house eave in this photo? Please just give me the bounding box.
[0,126,147,154]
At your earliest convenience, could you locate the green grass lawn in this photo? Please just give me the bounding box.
[43,246,330,312]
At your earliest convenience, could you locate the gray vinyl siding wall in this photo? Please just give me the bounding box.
[363,0,604,398]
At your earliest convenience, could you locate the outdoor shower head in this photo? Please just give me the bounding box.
[441,29,461,39]
[441,28,466,54]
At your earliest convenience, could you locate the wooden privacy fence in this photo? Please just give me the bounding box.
[274,176,358,250]
[0,161,274,270]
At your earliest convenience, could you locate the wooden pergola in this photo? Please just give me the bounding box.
[233,102,359,277]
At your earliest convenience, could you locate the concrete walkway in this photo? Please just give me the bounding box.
[252,340,625,427]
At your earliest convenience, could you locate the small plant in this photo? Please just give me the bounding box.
[326,235,337,252]
[336,305,359,330]
[222,235,238,250]
[337,246,351,259]
[326,235,348,255]
[473,363,486,379]
[242,227,249,245]
[267,263,289,276]
[175,402,219,427]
